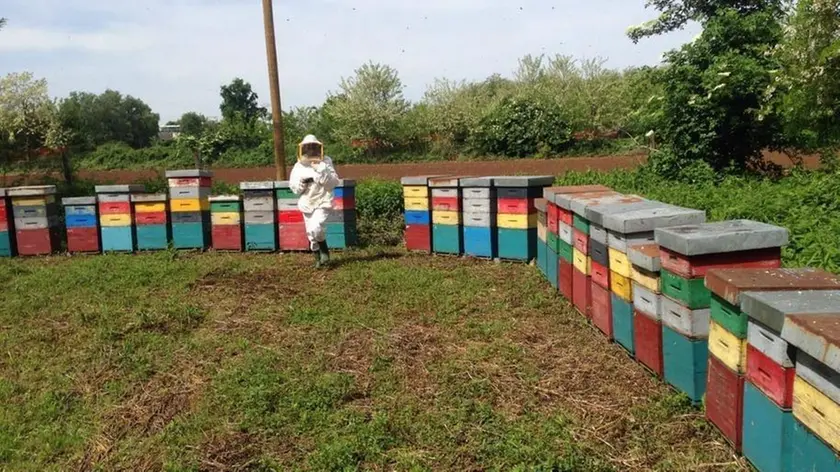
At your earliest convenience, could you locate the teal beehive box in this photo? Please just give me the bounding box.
[172,222,208,249]
[498,228,537,261]
[432,224,461,254]
[611,294,635,354]
[743,381,794,472]
[791,418,840,471]
[546,244,559,288]
[662,325,708,404]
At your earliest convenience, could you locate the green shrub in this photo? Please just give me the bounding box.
[355,180,404,246]
[471,95,572,157]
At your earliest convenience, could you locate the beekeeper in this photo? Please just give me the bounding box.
[289,134,340,267]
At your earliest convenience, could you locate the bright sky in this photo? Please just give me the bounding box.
[1,0,699,123]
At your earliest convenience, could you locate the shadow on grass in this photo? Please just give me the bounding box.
[326,248,405,269]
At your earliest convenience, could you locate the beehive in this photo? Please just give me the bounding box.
[401,175,441,253]
[96,185,145,253]
[62,196,98,254]
[209,195,243,251]
[494,176,553,261]
[0,189,15,257]
[241,181,277,252]
[629,244,663,376]
[132,193,169,251]
[461,177,497,260]
[167,169,212,249]
[9,186,60,256]
[428,176,467,255]
[275,181,309,251]
[327,179,358,249]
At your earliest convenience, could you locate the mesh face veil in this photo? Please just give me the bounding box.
[298,141,324,165]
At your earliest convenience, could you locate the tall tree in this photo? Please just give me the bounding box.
[325,62,410,152]
[178,112,208,137]
[57,90,159,149]
[220,78,267,123]
[0,18,7,30]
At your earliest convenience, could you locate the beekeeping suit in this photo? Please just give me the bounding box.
[289,134,340,267]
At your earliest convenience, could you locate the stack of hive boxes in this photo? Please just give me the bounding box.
[460,177,497,259]
[401,176,439,252]
[132,193,169,251]
[603,204,707,354]
[0,189,13,257]
[536,198,548,279]
[547,186,612,301]
[654,220,788,407]
[10,186,60,256]
[326,180,358,249]
[241,182,277,252]
[629,244,664,375]
[429,176,463,255]
[495,176,553,261]
[209,195,243,251]
[544,193,561,289]
[96,185,143,253]
[276,181,309,251]
[167,170,212,250]
[780,297,840,471]
[704,269,840,471]
[62,196,98,254]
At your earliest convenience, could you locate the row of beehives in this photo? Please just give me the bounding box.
[0,170,357,256]
[399,176,840,472]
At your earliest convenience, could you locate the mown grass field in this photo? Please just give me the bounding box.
[0,249,743,471]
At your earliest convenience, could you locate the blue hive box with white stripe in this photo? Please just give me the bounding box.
[460,177,497,259]
[327,180,358,249]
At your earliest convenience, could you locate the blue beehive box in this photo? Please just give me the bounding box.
[743,381,794,472]
[498,228,537,261]
[464,226,495,259]
[791,418,840,471]
[432,224,462,254]
[101,226,134,252]
[66,214,97,228]
[172,222,208,249]
[662,325,708,403]
[405,210,430,225]
[136,225,169,250]
[546,245,559,288]
[612,294,635,354]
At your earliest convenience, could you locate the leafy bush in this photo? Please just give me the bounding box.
[355,180,404,246]
[471,95,572,157]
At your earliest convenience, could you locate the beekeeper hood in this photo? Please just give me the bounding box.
[298,134,324,165]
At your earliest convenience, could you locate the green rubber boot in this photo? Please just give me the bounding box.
[319,240,331,266]
[313,242,322,268]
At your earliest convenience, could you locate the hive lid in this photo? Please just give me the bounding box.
[400,175,446,185]
[209,195,241,202]
[165,169,213,178]
[61,196,97,206]
[554,190,619,211]
[583,198,660,227]
[337,179,356,188]
[7,185,57,197]
[95,184,146,194]
[240,181,275,191]
[603,205,706,235]
[543,185,612,202]
[130,193,168,203]
[741,290,840,333]
[705,268,840,306]
[459,176,496,187]
[535,198,548,213]
[492,175,554,188]
[628,244,661,272]
[654,220,789,256]
[781,314,840,373]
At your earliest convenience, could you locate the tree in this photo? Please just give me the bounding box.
[324,62,410,155]
[627,0,783,42]
[57,90,159,149]
[0,18,6,30]
[178,112,208,137]
[220,78,266,123]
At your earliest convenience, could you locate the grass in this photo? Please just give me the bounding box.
[0,249,744,471]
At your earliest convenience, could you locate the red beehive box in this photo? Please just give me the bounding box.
[168,176,212,188]
[66,227,99,253]
[16,228,60,256]
[547,204,559,234]
[634,311,663,376]
[212,225,242,251]
[660,247,782,279]
[590,260,610,289]
[558,207,573,226]
[745,344,794,409]
[279,223,309,250]
[432,196,460,212]
[278,210,304,224]
[590,281,613,338]
[706,354,745,451]
[405,224,431,252]
[498,197,534,214]
[135,212,167,225]
[559,259,574,300]
[573,228,589,254]
[573,268,591,318]
[98,201,131,215]
[0,204,7,221]
[333,197,355,211]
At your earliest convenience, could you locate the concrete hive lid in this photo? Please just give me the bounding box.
[584,198,662,227]
[705,268,840,306]
[94,184,146,194]
[654,219,789,256]
[781,314,840,373]
[459,176,496,187]
[400,175,445,185]
[628,244,661,272]
[569,193,639,217]
[8,185,57,197]
[492,175,554,187]
[165,169,212,178]
[554,190,619,211]
[130,193,168,203]
[209,195,241,202]
[61,196,97,206]
[240,181,275,191]
[428,176,470,188]
[740,290,840,333]
[273,181,291,188]
[543,185,612,202]
[603,205,707,234]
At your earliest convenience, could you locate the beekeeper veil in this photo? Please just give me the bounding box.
[298,134,324,166]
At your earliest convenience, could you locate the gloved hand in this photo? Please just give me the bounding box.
[314,161,327,173]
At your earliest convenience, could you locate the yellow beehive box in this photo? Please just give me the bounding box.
[497,213,538,229]
[709,320,747,374]
[608,247,632,278]
[403,186,428,198]
[134,202,166,213]
[537,220,547,242]
[631,266,660,293]
[793,375,840,452]
[14,196,56,206]
[170,198,209,213]
[100,214,132,227]
[611,271,633,302]
[404,197,429,211]
[432,211,460,225]
[211,212,242,225]
[573,248,590,275]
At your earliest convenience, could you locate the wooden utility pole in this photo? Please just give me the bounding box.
[262,0,287,180]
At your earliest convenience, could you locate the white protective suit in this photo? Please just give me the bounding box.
[289,137,340,250]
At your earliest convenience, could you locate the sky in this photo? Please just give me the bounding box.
[0,0,700,123]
